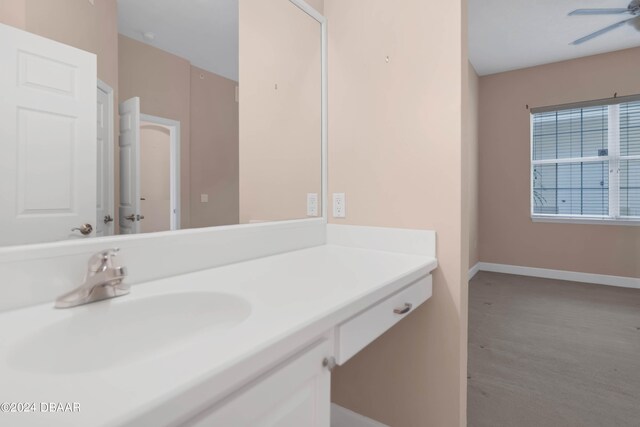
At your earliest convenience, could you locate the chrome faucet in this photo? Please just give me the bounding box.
[55,248,129,309]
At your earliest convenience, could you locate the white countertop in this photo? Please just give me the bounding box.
[0,243,436,427]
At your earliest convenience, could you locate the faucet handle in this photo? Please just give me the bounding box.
[88,248,121,273]
[102,248,120,258]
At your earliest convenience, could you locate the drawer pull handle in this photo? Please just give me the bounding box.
[394,303,413,315]
[322,357,337,372]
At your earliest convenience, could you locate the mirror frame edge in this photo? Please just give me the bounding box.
[289,0,328,220]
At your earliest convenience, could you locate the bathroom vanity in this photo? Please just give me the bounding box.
[0,223,436,427]
[0,1,438,425]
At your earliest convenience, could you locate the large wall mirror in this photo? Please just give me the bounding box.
[0,0,324,247]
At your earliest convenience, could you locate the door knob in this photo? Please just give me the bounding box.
[124,214,136,221]
[71,224,93,235]
[104,215,114,224]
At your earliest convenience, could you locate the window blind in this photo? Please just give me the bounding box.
[620,101,640,217]
[531,100,640,222]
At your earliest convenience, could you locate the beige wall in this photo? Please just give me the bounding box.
[326,0,468,426]
[304,0,323,14]
[0,0,25,28]
[0,0,119,91]
[119,35,192,229]
[190,66,239,228]
[24,0,118,91]
[468,64,480,268]
[239,0,322,223]
[479,47,640,278]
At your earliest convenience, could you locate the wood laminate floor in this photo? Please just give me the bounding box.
[468,271,640,427]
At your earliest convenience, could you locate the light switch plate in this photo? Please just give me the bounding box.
[307,193,318,217]
[333,193,346,218]
[201,194,209,203]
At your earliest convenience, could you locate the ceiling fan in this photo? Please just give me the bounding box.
[568,0,640,45]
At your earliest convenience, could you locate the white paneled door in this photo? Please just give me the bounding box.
[0,23,97,246]
[118,97,141,235]
[96,82,114,237]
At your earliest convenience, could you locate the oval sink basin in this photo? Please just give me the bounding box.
[8,292,251,374]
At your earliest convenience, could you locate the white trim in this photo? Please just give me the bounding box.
[97,79,115,236]
[289,0,325,22]
[474,262,640,290]
[531,156,608,166]
[140,114,181,231]
[609,104,620,218]
[289,0,328,221]
[468,262,480,280]
[530,113,535,218]
[321,10,328,220]
[531,215,640,226]
[530,101,640,223]
[331,404,389,427]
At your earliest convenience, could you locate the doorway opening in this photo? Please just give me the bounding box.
[139,114,180,232]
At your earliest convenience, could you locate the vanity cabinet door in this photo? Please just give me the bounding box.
[185,339,331,427]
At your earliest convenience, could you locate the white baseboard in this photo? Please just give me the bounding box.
[472,262,640,290]
[331,404,389,427]
[468,262,481,280]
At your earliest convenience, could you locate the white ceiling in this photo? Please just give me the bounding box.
[117,0,239,82]
[469,0,640,76]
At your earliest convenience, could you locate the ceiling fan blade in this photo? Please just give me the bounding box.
[571,18,634,45]
[568,8,630,16]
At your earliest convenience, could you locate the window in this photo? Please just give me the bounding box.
[531,97,640,224]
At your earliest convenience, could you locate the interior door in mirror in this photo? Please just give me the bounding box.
[0,23,96,245]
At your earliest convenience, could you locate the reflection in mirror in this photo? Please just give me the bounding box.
[0,0,322,247]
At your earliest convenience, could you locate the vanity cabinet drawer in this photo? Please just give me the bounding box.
[335,275,432,364]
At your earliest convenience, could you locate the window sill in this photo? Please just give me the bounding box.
[531,215,640,226]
